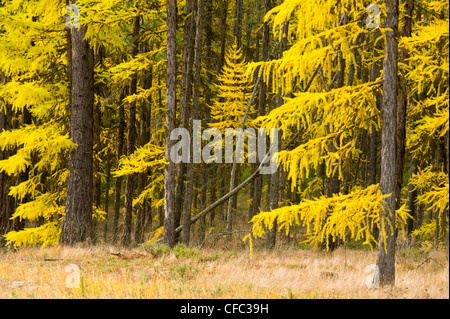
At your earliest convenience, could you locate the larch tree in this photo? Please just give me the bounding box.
[375,0,399,286]
[0,0,447,265]
[60,9,95,245]
[244,0,411,257]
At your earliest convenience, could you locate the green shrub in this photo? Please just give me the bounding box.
[173,244,199,259]
[141,242,170,257]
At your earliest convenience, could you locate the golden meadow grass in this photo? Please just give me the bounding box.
[0,244,448,299]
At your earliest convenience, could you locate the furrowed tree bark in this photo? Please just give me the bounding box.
[163,0,177,249]
[375,0,399,286]
[60,21,94,245]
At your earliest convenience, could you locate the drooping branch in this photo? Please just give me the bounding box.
[175,129,300,235]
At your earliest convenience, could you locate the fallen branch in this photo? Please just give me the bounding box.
[175,130,301,235]
[43,258,64,261]
[200,230,252,248]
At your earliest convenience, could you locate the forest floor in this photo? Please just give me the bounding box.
[0,241,448,299]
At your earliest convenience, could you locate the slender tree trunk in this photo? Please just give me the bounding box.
[234,0,243,48]
[134,43,153,245]
[204,0,217,227]
[182,0,205,245]
[175,0,197,239]
[103,154,111,242]
[60,21,94,245]
[218,0,229,73]
[367,29,383,188]
[112,89,126,244]
[406,145,417,242]
[199,163,208,244]
[266,20,288,249]
[220,166,227,221]
[375,0,399,286]
[92,47,103,244]
[244,5,253,60]
[0,72,14,244]
[323,15,347,251]
[163,0,177,249]
[121,16,140,247]
[395,0,414,211]
[401,0,415,242]
[253,0,271,220]
[13,107,32,232]
[65,0,72,120]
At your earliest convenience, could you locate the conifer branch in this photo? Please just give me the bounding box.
[175,127,299,234]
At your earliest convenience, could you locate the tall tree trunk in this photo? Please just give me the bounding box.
[182,0,205,245]
[218,0,229,73]
[367,29,383,188]
[112,88,126,244]
[13,107,32,232]
[253,0,271,221]
[103,154,111,242]
[0,72,14,244]
[395,0,414,210]
[401,0,415,242]
[204,0,217,226]
[134,43,153,245]
[266,20,288,249]
[323,14,347,251]
[60,21,94,245]
[121,16,140,247]
[375,0,399,287]
[92,47,103,244]
[234,0,243,48]
[163,0,177,249]
[175,0,197,239]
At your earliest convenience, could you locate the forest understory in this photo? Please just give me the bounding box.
[1,187,448,299]
[1,243,448,299]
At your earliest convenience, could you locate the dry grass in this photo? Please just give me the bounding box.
[0,244,448,299]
